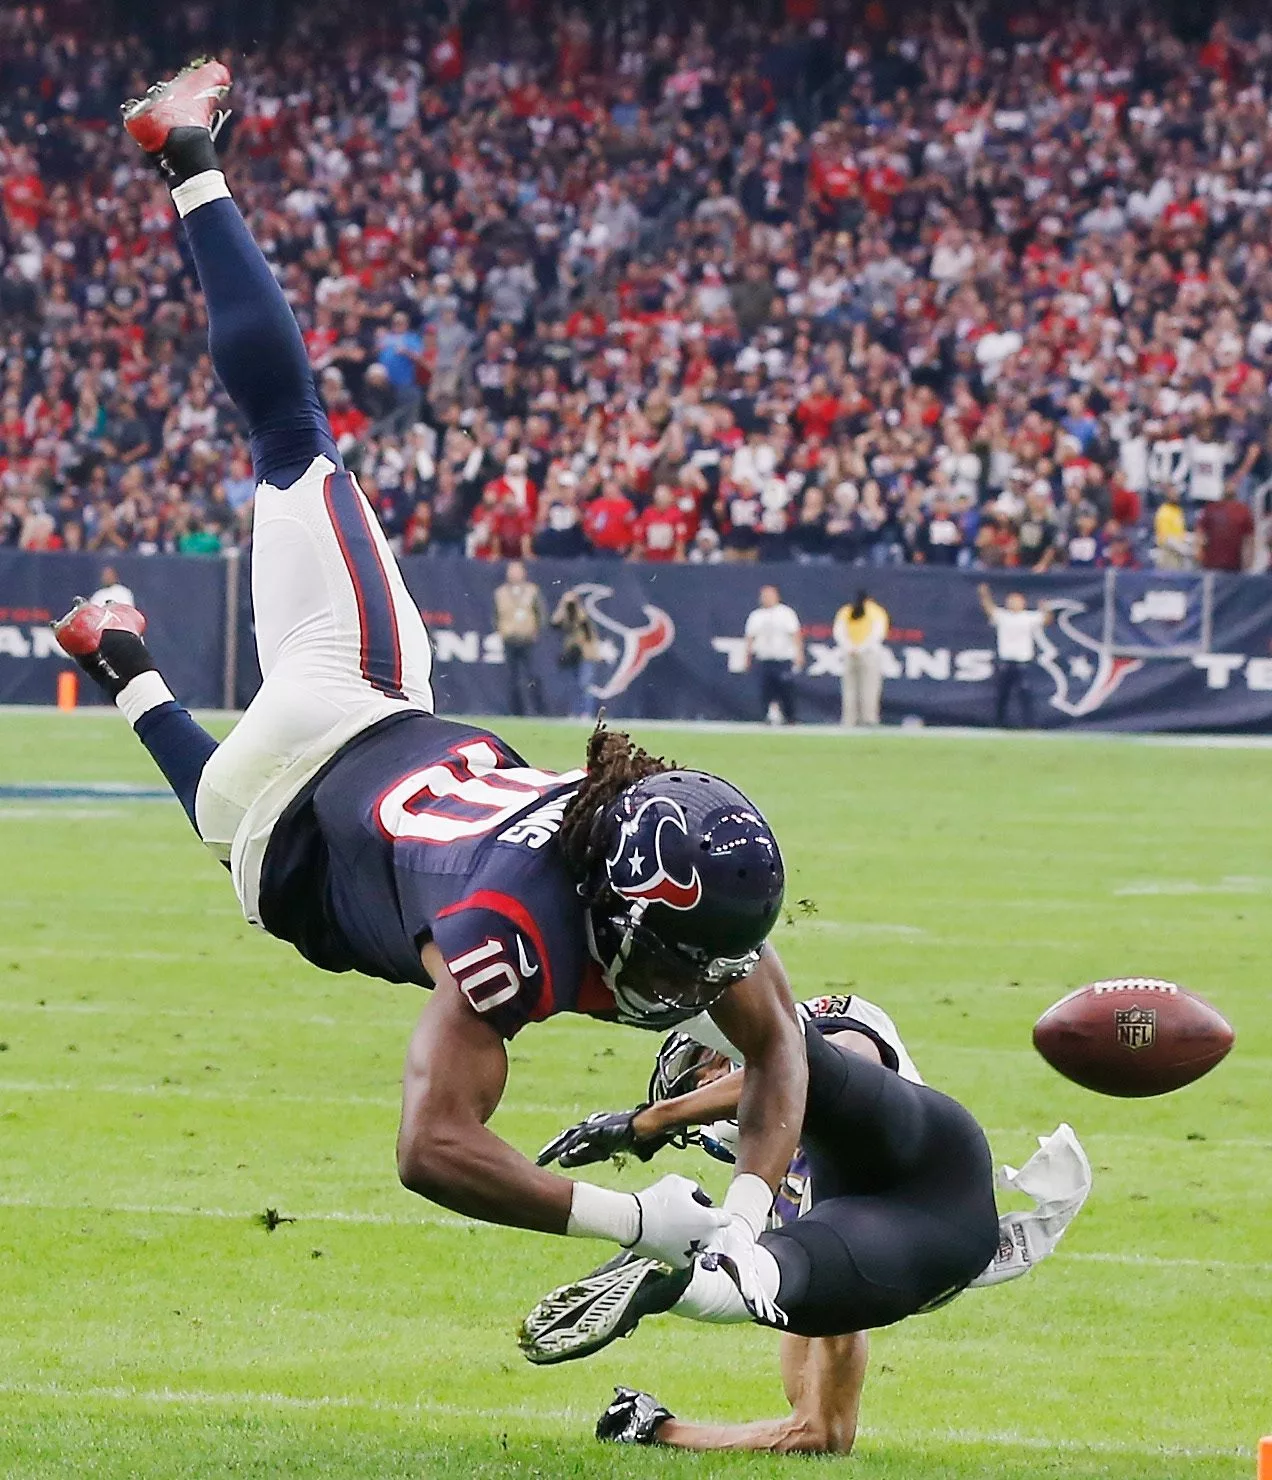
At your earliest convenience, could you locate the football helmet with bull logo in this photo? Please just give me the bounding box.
[583,773,785,1029]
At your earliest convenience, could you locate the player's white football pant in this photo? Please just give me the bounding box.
[194,456,433,921]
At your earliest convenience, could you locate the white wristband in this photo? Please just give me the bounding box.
[566,1181,640,1246]
[724,1172,774,1239]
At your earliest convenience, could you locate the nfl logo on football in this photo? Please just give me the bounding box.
[1115,1006,1156,1051]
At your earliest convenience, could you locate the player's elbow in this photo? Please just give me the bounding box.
[396,1120,467,1200]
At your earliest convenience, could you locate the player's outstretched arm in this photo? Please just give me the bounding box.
[708,947,806,1200]
[536,1072,746,1170]
[397,969,573,1233]
[398,948,728,1262]
[604,1332,869,1454]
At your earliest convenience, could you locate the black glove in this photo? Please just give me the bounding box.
[595,1386,674,1445]
[536,1107,667,1168]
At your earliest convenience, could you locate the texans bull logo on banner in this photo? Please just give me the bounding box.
[570,583,676,701]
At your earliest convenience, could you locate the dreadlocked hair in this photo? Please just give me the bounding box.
[557,721,675,884]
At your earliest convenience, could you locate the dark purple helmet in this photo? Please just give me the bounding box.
[584,770,785,1028]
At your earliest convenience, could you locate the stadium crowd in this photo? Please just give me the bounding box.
[0,1,1270,573]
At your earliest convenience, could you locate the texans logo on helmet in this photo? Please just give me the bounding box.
[607,796,703,911]
[570,583,675,701]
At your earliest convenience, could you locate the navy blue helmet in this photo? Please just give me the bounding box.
[584,770,785,1028]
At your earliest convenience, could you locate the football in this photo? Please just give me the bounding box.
[1032,978,1234,1097]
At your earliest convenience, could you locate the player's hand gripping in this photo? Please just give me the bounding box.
[596,1386,673,1445]
[628,1173,728,1268]
[537,1107,669,1169]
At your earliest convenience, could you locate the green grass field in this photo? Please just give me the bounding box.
[0,710,1268,1479]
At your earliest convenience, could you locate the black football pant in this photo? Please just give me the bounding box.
[758,1023,999,1337]
[993,658,1035,728]
[504,640,544,717]
[756,659,796,723]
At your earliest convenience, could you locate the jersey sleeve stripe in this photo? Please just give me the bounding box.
[437,888,556,1019]
[322,471,407,700]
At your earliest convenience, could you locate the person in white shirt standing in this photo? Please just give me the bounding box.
[744,585,804,725]
[90,565,135,609]
[832,590,889,728]
[978,584,1052,729]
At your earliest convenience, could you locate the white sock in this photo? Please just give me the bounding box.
[171,169,230,219]
[671,1245,782,1325]
[116,671,175,727]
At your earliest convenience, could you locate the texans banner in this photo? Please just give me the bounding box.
[5,550,1272,732]
[0,550,227,709]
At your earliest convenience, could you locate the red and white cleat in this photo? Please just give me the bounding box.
[52,597,147,658]
[122,57,232,160]
[53,597,153,698]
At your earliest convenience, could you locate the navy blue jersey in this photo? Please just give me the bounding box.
[259,712,619,1038]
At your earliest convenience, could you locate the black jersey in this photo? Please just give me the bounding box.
[258,711,619,1038]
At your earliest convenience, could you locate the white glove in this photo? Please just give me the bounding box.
[699,1216,787,1327]
[628,1173,729,1269]
[971,1123,1093,1289]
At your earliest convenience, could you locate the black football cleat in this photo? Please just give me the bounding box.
[517,1250,691,1366]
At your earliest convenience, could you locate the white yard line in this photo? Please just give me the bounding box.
[0,1194,472,1229]
[0,1378,580,1424]
[0,1079,582,1117]
[0,1378,1247,1458]
[0,1195,1268,1280]
[1066,1251,1272,1274]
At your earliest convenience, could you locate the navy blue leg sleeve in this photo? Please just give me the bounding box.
[134,701,219,836]
[181,196,341,487]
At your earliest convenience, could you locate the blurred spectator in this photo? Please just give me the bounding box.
[90,565,134,607]
[979,584,1053,730]
[744,583,804,725]
[0,2,1269,582]
[583,480,636,560]
[1153,489,1193,571]
[833,589,889,729]
[633,484,687,563]
[493,559,546,716]
[1065,510,1104,569]
[1198,486,1256,572]
[551,587,601,720]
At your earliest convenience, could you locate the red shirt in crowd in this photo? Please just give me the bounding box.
[328,405,369,444]
[565,308,606,345]
[429,26,464,83]
[796,392,841,440]
[471,498,532,560]
[633,504,687,562]
[1198,497,1254,572]
[3,171,44,230]
[583,490,636,553]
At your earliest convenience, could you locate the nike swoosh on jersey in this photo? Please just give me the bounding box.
[516,935,540,978]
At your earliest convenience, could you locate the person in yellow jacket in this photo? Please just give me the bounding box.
[832,591,889,727]
[1153,488,1193,570]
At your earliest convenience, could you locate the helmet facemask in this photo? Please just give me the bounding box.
[585,896,760,1029]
